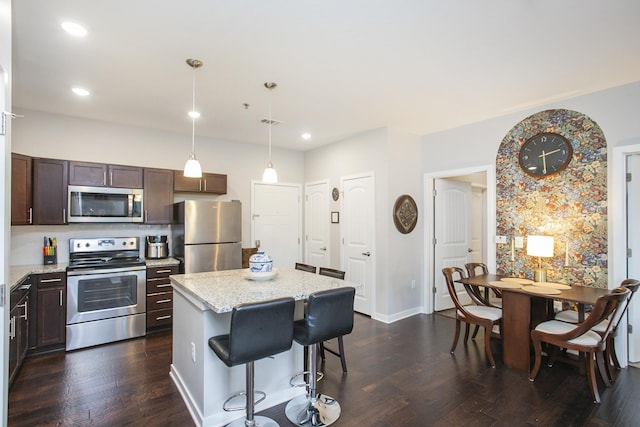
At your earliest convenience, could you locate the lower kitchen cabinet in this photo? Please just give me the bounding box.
[35,272,66,351]
[9,283,30,388]
[146,264,178,331]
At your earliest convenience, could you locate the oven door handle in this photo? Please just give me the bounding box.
[66,265,146,276]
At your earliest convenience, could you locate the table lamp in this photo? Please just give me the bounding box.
[527,235,554,282]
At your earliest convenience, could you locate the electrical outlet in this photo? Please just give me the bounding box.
[191,342,196,363]
[411,279,416,289]
[495,235,507,244]
[515,236,524,248]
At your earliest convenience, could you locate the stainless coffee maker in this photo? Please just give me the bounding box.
[146,235,169,259]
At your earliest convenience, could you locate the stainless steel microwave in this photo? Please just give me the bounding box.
[68,185,144,223]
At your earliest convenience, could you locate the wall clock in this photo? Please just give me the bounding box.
[519,132,573,177]
[332,187,340,201]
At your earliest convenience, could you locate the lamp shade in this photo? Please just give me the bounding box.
[527,235,554,257]
[262,163,278,184]
[184,157,202,178]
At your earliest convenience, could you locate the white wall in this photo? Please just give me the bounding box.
[0,0,11,422]
[11,109,305,265]
[305,127,423,321]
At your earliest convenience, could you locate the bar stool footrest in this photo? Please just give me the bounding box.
[289,370,324,388]
[222,390,267,412]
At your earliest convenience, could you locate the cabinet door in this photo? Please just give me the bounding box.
[33,158,68,225]
[11,153,33,225]
[36,273,66,348]
[144,168,174,224]
[173,170,202,192]
[109,164,143,188]
[9,293,29,387]
[69,161,107,186]
[202,173,227,194]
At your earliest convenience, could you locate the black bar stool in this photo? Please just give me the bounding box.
[209,297,296,427]
[285,287,355,426]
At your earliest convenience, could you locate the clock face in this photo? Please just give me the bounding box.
[519,133,573,177]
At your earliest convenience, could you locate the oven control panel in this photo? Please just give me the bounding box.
[70,237,140,253]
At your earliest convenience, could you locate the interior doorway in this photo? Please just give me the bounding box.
[424,165,496,314]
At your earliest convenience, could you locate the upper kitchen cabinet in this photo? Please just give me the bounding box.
[174,171,227,194]
[143,168,174,224]
[11,153,33,225]
[33,158,68,225]
[69,161,143,188]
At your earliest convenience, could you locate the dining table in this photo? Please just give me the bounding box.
[456,273,611,372]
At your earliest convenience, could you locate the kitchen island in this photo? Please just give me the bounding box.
[170,268,356,427]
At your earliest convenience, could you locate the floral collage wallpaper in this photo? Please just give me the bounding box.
[496,109,608,288]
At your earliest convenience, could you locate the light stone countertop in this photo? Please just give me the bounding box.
[9,263,68,291]
[170,267,357,313]
[145,257,180,267]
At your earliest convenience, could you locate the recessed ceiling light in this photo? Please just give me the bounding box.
[61,21,88,37]
[301,133,311,140]
[72,87,90,96]
[188,111,200,119]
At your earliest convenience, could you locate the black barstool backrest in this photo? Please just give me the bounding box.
[294,287,355,346]
[318,267,345,280]
[209,297,295,367]
[295,262,317,273]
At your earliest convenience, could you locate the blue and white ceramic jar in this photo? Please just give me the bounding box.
[249,251,273,272]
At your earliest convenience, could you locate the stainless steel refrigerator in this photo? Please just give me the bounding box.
[172,200,242,273]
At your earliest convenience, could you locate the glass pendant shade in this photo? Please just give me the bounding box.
[262,162,278,183]
[184,155,202,178]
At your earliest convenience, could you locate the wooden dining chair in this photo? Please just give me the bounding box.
[295,262,317,273]
[529,287,630,403]
[464,262,501,339]
[317,267,348,372]
[442,267,502,368]
[553,278,639,384]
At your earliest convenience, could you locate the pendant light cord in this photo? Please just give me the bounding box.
[268,88,272,163]
[191,64,196,156]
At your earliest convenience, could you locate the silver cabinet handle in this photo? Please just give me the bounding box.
[362,251,371,256]
[156,315,172,321]
[9,317,15,340]
[29,207,33,224]
[156,299,172,304]
[59,289,64,306]
[203,179,207,192]
[320,247,327,251]
[156,269,172,274]
[145,210,148,222]
[156,283,172,288]
[63,208,66,223]
[40,278,62,283]
[109,171,113,186]
[199,180,202,192]
[103,171,107,186]
[17,301,28,321]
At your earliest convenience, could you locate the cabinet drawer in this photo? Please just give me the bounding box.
[146,308,173,329]
[35,272,66,289]
[147,279,173,294]
[146,265,178,279]
[147,292,173,308]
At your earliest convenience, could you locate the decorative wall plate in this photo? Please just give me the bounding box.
[393,194,418,234]
[332,187,340,201]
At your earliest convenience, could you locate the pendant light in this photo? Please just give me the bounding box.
[262,82,278,183]
[183,58,203,178]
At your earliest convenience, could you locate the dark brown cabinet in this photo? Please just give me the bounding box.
[11,153,33,225]
[174,171,227,194]
[146,264,178,331]
[35,272,66,350]
[143,168,174,224]
[69,161,143,188]
[33,158,68,225]
[9,285,29,388]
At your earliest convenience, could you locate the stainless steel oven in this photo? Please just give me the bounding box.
[66,237,146,351]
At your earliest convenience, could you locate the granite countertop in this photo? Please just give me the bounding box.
[145,257,180,267]
[9,263,68,291]
[170,267,356,314]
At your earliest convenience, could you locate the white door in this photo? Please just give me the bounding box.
[628,154,640,362]
[304,180,330,268]
[341,173,375,315]
[433,179,472,311]
[251,181,302,269]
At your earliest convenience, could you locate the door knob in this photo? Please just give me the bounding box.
[362,251,371,256]
[320,247,327,251]
[468,248,473,253]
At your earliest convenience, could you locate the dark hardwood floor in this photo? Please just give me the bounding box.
[9,313,640,426]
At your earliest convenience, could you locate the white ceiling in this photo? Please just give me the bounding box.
[12,0,640,151]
